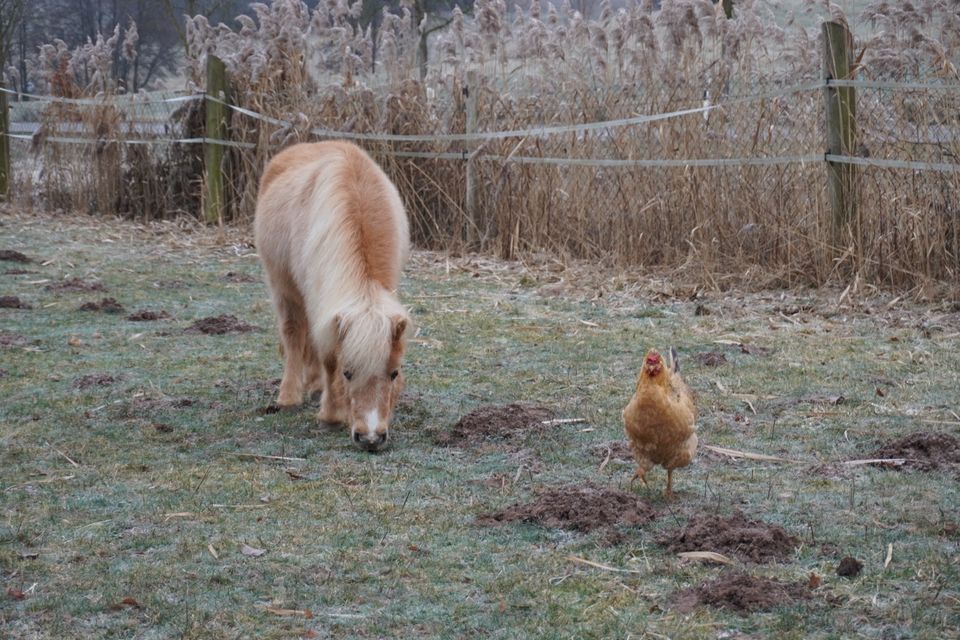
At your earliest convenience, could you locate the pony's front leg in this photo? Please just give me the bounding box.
[318,355,349,426]
[302,340,324,402]
[276,305,309,407]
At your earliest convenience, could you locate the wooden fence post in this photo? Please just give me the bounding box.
[0,83,10,200]
[822,21,858,244]
[464,69,478,247]
[204,55,230,224]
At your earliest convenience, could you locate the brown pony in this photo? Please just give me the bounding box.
[253,141,411,451]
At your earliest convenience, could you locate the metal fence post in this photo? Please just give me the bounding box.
[822,20,858,245]
[204,55,229,224]
[0,83,10,200]
[464,69,478,248]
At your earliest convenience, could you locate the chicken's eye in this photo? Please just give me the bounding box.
[343,370,353,381]
[389,370,399,381]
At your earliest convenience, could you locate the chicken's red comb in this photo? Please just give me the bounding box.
[645,352,662,366]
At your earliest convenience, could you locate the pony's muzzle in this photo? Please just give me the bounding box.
[353,430,388,452]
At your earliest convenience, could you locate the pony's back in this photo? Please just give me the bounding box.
[254,141,409,296]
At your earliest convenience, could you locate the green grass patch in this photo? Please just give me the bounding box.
[1,212,958,638]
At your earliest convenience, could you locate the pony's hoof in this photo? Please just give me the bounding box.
[276,393,302,408]
[317,412,346,427]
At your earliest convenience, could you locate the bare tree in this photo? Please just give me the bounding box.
[412,0,473,81]
[0,0,27,78]
[158,0,244,53]
[12,0,186,92]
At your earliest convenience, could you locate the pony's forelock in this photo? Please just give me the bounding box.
[338,292,408,380]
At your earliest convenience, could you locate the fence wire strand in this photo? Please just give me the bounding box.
[3,79,958,284]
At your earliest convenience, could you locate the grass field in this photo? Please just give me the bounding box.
[1,209,958,639]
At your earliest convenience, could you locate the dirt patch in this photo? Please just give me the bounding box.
[0,250,32,263]
[869,431,960,472]
[127,309,171,321]
[477,483,656,533]
[0,332,27,348]
[435,403,556,447]
[0,296,32,309]
[73,374,117,389]
[658,511,799,563]
[222,271,257,283]
[695,351,728,367]
[185,314,257,335]
[78,297,125,313]
[673,572,810,615]
[45,277,107,293]
[591,440,634,464]
[836,556,863,578]
[256,404,285,415]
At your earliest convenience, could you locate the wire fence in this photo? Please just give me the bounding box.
[2,73,959,286]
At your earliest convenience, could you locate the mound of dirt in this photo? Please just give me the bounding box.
[45,278,107,292]
[127,309,171,321]
[658,511,799,563]
[836,556,863,578]
[695,351,728,367]
[0,250,32,263]
[0,296,32,309]
[78,297,125,313]
[186,314,257,335]
[477,483,656,533]
[0,332,27,348]
[673,572,810,615]
[73,373,117,389]
[869,431,960,472]
[435,403,555,447]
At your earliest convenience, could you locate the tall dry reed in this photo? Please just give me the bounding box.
[11,0,960,290]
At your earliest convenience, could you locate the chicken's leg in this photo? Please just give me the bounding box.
[665,469,674,498]
[630,467,649,487]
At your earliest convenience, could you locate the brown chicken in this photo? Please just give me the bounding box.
[622,348,698,498]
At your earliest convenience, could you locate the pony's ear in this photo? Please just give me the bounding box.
[391,315,409,344]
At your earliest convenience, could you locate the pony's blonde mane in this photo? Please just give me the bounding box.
[333,290,406,378]
[287,146,409,370]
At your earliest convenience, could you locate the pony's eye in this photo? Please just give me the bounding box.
[343,370,353,381]
[390,370,399,381]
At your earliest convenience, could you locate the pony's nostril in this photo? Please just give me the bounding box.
[352,431,362,443]
[376,433,387,445]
